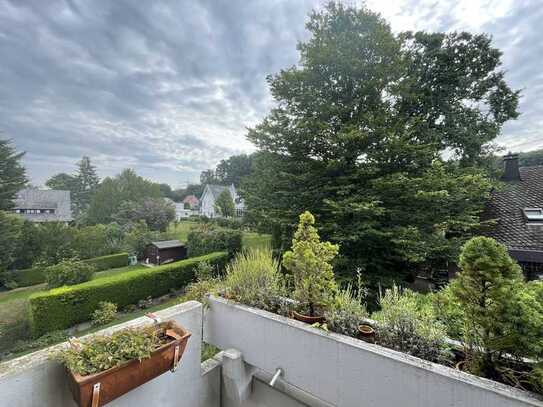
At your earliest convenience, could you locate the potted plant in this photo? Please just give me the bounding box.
[55,319,191,407]
[283,211,339,323]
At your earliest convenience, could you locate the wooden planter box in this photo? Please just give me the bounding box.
[67,321,191,407]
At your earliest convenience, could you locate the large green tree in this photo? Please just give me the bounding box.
[74,156,100,212]
[45,173,78,192]
[0,138,27,210]
[215,154,254,187]
[86,169,162,224]
[244,2,519,276]
[214,190,235,218]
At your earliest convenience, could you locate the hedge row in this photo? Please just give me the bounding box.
[0,253,129,288]
[186,226,242,258]
[28,252,228,337]
[82,253,129,272]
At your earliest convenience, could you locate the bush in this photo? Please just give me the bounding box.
[0,253,129,289]
[225,248,285,312]
[28,252,228,336]
[325,285,368,337]
[449,237,525,375]
[91,301,118,326]
[283,211,338,316]
[44,259,95,288]
[83,253,128,271]
[183,260,224,303]
[372,285,450,363]
[54,325,167,375]
[186,224,242,258]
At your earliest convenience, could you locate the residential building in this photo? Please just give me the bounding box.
[199,184,244,218]
[174,202,198,220]
[12,188,73,223]
[486,153,543,279]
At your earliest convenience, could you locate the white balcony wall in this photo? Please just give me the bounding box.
[204,296,543,407]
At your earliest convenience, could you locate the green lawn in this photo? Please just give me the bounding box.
[169,221,272,250]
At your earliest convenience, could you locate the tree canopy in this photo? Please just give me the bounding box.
[214,190,235,218]
[244,2,519,276]
[86,169,162,224]
[0,138,27,210]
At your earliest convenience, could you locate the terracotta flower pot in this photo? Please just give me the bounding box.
[67,320,191,407]
[291,310,326,324]
[358,324,375,342]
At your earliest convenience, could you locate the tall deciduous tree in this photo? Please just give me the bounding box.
[0,138,27,210]
[215,154,253,187]
[87,169,162,224]
[114,197,175,231]
[0,211,22,272]
[45,173,78,192]
[214,190,235,218]
[245,2,519,276]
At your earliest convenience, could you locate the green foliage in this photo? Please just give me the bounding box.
[184,261,225,304]
[83,252,128,271]
[214,190,235,218]
[214,154,254,187]
[44,259,96,288]
[225,248,285,312]
[0,138,27,211]
[449,237,525,374]
[122,221,173,258]
[91,301,118,326]
[114,197,176,231]
[373,285,450,363]
[244,2,517,277]
[283,212,338,316]
[0,211,22,272]
[2,330,69,359]
[325,285,368,337]
[54,326,168,375]
[186,224,242,258]
[87,169,162,225]
[432,285,464,339]
[28,252,228,336]
[1,253,128,288]
[518,149,543,167]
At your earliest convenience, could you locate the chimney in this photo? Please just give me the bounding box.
[502,152,521,182]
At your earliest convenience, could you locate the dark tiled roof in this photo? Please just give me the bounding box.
[151,240,184,249]
[486,166,543,251]
[13,189,73,222]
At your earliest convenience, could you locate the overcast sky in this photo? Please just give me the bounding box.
[1,0,541,188]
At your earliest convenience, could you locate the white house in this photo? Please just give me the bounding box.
[199,184,244,218]
[174,202,198,220]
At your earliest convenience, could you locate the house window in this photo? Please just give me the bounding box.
[523,208,543,223]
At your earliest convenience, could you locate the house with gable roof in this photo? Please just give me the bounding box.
[199,184,244,218]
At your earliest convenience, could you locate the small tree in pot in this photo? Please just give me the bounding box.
[283,211,338,321]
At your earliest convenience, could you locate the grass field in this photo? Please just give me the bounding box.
[0,221,271,360]
[169,221,272,250]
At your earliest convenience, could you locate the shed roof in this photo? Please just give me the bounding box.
[150,240,185,249]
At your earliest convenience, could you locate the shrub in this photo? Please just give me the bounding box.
[91,301,118,326]
[432,285,464,339]
[283,211,338,316]
[83,252,128,271]
[0,253,128,289]
[186,224,242,258]
[449,237,525,375]
[54,326,167,375]
[225,248,285,312]
[183,260,224,303]
[44,259,95,288]
[372,285,450,363]
[28,252,227,336]
[325,285,368,337]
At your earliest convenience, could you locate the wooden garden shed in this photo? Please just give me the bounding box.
[144,240,187,265]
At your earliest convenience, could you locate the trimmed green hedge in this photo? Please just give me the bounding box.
[0,253,129,289]
[28,252,228,337]
[82,253,128,271]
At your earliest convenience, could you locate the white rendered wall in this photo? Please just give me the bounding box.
[204,296,543,407]
[0,301,206,407]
